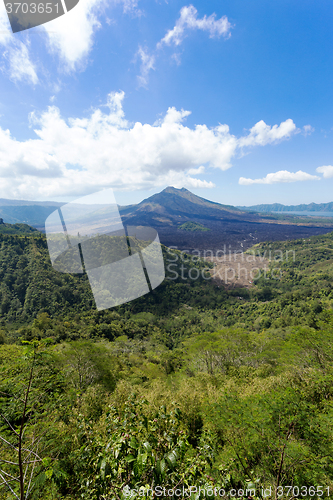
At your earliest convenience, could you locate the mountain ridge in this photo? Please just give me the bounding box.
[0,186,247,230]
[0,198,62,207]
[238,201,333,213]
[119,187,333,253]
[1,188,333,251]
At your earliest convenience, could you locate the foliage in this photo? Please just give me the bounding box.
[0,224,39,236]
[178,222,210,232]
[2,231,333,496]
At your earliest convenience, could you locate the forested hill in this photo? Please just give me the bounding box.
[0,221,39,235]
[2,229,333,336]
[0,232,215,326]
[2,232,333,497]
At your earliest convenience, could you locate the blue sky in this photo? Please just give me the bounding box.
[0,0,333,206]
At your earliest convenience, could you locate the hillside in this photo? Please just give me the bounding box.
[1,227,333,330]
[0,232,215,324]
[0,220,40,235]
[2,229,333,497]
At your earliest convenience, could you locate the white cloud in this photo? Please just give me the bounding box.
[0,91,301,199]
[316,165,333,178]
[158,4,232,48]
[239,170,320,185]
[188,166,205,175]
[6,42,38,84]
[42,0,104,72]
[238,119,298,148]
[136,46,155,87]
[0,3,38,84]
[43,0,143,71]
[303,124,314,136]
[171,52,181,66]
[0,3,11,46]
[137,5,232,85]
[120,0,141,14]
[0,0,140,79]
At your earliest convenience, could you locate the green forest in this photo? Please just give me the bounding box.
[1,229,333,499]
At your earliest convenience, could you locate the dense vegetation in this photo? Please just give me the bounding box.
[179,222,210,232]
[0,223,39,235]
[2,230,333,498]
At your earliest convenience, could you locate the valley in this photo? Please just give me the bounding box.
[2,190,333,498]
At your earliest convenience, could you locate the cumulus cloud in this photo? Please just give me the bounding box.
[158,5,232,48]
[238,119,298,148]
[188,166,205,175]
[239,170,320,185]
[316,165,333,178]
[0,4,38,84]
[137,4,232,85]
[0,91,301,199]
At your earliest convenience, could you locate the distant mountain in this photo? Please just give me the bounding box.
[1,187,333,252]
[119,186,247,226]
[0,188,245,230]
[0,198,62,207]
[0,205,61,228]
[119,187,333,252]
[238,202,333,213]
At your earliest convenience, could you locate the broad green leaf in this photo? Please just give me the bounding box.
[142,441,152,453]
[165,450,178,470]
[155,458,167,479]
[129,437,139,449]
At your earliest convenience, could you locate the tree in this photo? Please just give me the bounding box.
[208,380,333,495]
[0,340,58,499]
